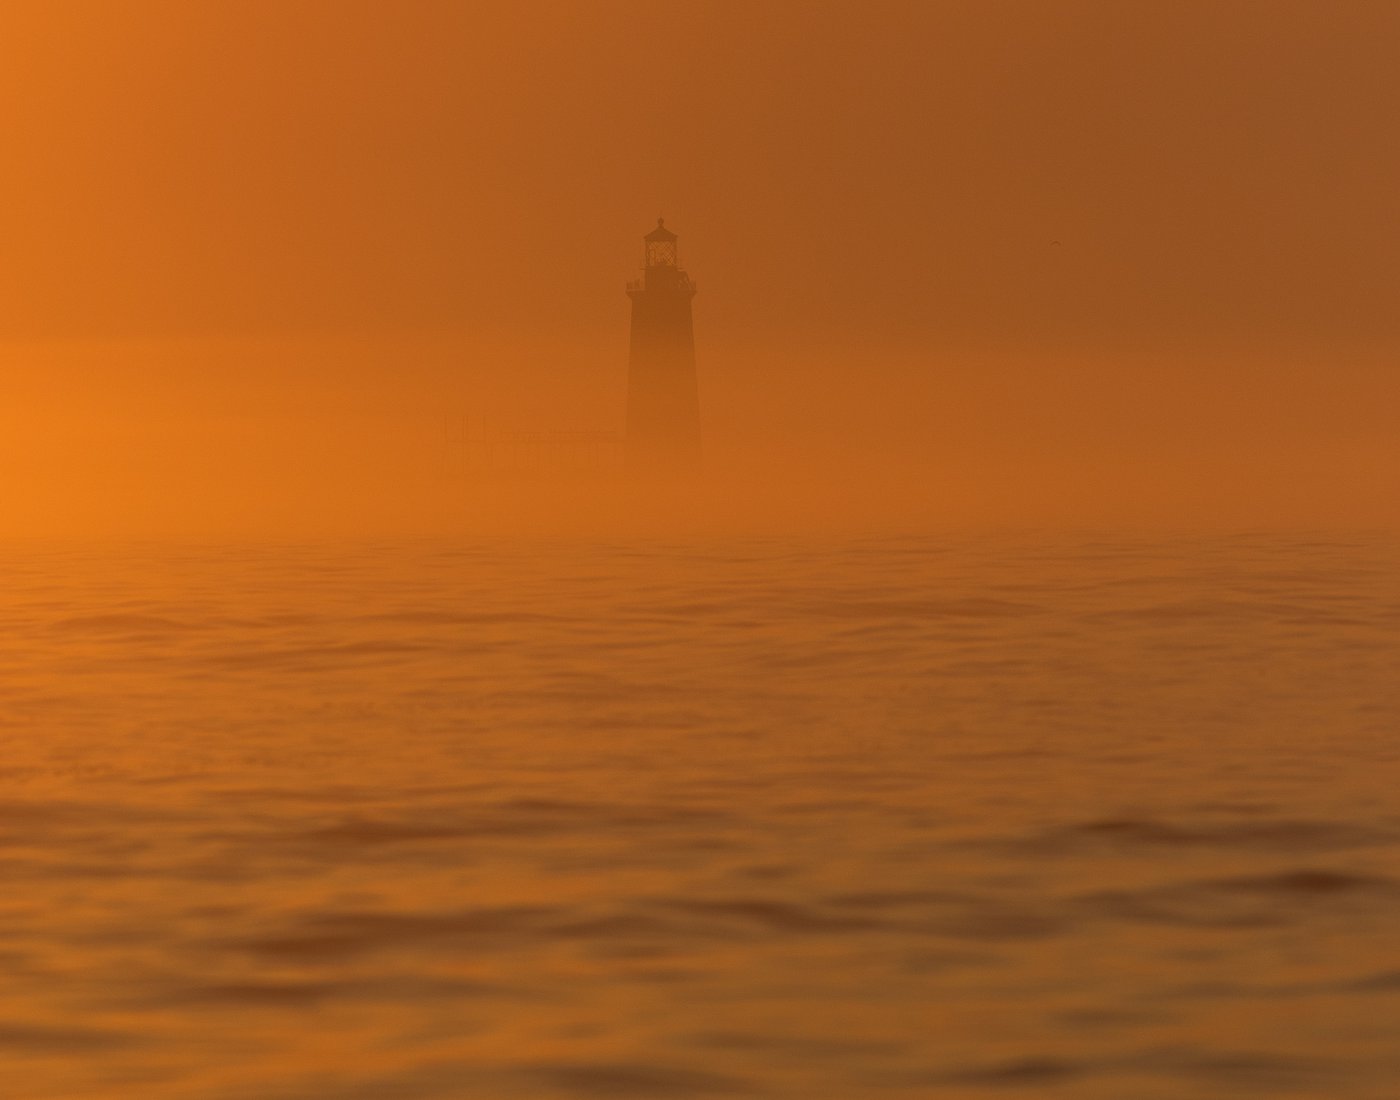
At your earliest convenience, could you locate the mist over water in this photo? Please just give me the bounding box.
[3,335,1396,539]
[3,532,1398,1098]
[4,4,1400,1094]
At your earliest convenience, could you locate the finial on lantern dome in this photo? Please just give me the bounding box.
[645,218,678,243]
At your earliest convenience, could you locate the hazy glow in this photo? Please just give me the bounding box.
[3,11,1398,1093]
[2,2,1397,534]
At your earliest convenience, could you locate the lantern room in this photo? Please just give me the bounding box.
[644,218,679,269]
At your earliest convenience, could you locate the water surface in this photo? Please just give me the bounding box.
[1,533,1398,1098]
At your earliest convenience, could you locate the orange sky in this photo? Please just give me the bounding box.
[2,2,1397,534]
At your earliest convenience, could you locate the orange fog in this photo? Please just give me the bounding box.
[2,1,1397,536]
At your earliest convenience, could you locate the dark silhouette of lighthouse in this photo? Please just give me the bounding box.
[626,219,700,474]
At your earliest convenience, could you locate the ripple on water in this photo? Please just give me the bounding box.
[1078,868,1400,929]
[1009,816,1393,856]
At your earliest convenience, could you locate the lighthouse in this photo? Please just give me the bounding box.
[626,219,700,474]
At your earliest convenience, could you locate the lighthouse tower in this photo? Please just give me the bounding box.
[626,219,700,474]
